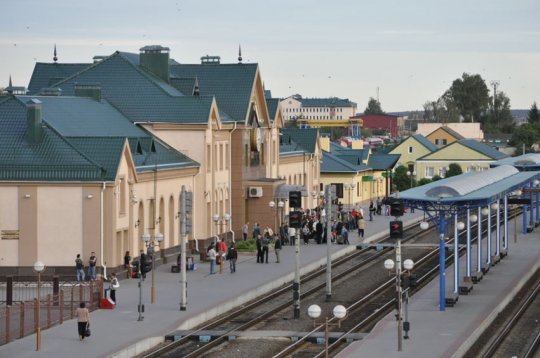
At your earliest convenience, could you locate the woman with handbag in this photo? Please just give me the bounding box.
[76,302,90,341]
[109,273,119,303]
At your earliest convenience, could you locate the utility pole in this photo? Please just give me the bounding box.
[490,80,500,128]
[179,186,192,311]
[325,185,334,300]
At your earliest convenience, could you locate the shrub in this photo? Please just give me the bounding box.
[235,239,257,252]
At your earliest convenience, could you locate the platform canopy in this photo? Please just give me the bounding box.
[491,153,540,171]
[399,165,540,210]
[273,184,309,199]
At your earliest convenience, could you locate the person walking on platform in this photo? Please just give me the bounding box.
[262,234,270,263]
[124,251,132,279]
[256,235,263,263]
[357,216,365,238]
[208,243,217,274]
[288,225,296,246]
[75,254,85,282]
[369,201,375,221]
[109,273,119,303]
[242,222,249,241]
[274,234,282,263]
[226,243,238,273]
[342,225,350,245]
[76,302,90,341]
[280,222,289,245]
[139,250,147,280]
[217,238,227,274]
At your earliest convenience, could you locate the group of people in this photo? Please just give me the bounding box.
[74,252,98,282]
[207,238,238,274]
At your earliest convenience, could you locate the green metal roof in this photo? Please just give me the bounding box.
[280,128,318,155]
[28,63,91,94]
[266,98,279,120]
[170,63,259,122]
[34,52,215,124]
[0,97,105,181]
[320,151,370,173]
[417,139,509,161]
[412,134,438,152]
[367,154,400,170]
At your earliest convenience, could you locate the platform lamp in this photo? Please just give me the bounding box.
[33,260,46,351]
[406,170,416,189]
[142,232,164,304]
[307,304,347,358]
[384,256,414,352]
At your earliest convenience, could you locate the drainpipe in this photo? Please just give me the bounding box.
[228,122,237,240]
[100,182,107,279]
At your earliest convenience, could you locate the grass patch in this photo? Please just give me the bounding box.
[235,239,257,252]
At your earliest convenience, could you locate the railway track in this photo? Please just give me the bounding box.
[140,210,519,358]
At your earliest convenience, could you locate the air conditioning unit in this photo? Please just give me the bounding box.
[248,186,263,198]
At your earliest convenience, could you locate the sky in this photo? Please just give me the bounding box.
[1,0,539,112]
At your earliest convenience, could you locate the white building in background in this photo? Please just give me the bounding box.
[280,94,357,122]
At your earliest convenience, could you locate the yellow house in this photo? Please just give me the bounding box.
[416,139,509,180]
[389,134,438,175]
[426,126,465,147]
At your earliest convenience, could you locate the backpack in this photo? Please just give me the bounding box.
[76,258,83,269]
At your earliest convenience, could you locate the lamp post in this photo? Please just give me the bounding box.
[307,304,347,358]
[406,170,416,189]
[344,183,356,211]
[142,232,164,304]
[33,261,45,351]
[384,253,414,352]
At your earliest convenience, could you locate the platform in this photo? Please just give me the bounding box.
[337,218,540,358]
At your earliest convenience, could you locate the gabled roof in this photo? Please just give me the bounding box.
[418,139,509,161]
[266,98,279,120]
[34,52,214,124]
[28,63,91,94]
[320,151,370,173]
[427,125,465,140]
[0,97,105,181]
[280,128,317,155]
[329,142,369,162]
[170,63,259,122]
[367,154,400,170]
[411,134,438,152]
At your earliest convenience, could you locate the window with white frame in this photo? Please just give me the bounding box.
[425,167,435,178]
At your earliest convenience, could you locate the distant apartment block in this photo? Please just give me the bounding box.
[280,94,357,121]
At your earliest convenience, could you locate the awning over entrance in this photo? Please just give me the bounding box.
[274,184,308,199]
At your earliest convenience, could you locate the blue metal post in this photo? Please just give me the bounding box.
[453,214,459,294]
[529,183,534,228]
[487,206,492,267]
[503,195,508,251]
[466,209,471,277]
[477,206,482,273]
[439,210,446,312]
[496,200,501,256]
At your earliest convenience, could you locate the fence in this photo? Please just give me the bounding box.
[0,277,102,346]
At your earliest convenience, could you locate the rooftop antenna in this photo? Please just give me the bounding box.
[193,76,200,96]
[53,44,58,62]
[9,75,12,87]
[238,44,242,64]
[376,86,380,102]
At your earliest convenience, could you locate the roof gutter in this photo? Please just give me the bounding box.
[100,182,107,280]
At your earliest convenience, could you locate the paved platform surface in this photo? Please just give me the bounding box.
[337,216,540,358]
[0,208,422,358]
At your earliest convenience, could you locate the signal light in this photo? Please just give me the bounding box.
[390,200,404,217]
[289,191,302,209]
[289,210,303,228]
[390,220,403,239]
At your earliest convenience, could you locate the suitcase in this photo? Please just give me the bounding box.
[336,235,344,244]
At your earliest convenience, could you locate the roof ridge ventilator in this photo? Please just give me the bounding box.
[425,165,519,198]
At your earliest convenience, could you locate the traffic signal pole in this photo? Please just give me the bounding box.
[325,185,333,300]
[180,186,187,311]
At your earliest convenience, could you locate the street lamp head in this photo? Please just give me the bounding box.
[223,213,231,221]
[403,259,414,271]
[212,214,220,222]
[384,259,395,270]
[320,190,324,197]
[142,232,151,243]
[333,305,347,319]
[412,171,416,176]
[457,221,465,231]
[534,180,539,186]
[307,304,322,319]
[156,233,164,242]
[469,214,478,223]
[33,261,45,273]
[420,221,429,230]
[351,182,356,188]
[491,202,499,210]
[311,191,317,198]
[269,200,276,208]
[481,207,489,216]
[515,190,522,196]
[278,201,285,208]
[406,170,411,176]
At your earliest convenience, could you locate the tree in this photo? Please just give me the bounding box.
[528,102,540,124]
[423,94,460,123]
[482,90,514,133]
[446,163,463,178]
[447,73,489,122]
[417,178,432,186]
[393,166,410,192]
[364,97,384,115]
[510,123,540,152]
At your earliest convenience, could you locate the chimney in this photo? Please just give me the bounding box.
[26,99,43,144]
[74,84,101,101]
[320,136,330,152]
[139,45,170,83]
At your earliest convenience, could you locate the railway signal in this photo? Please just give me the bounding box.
[390,220,403,239]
